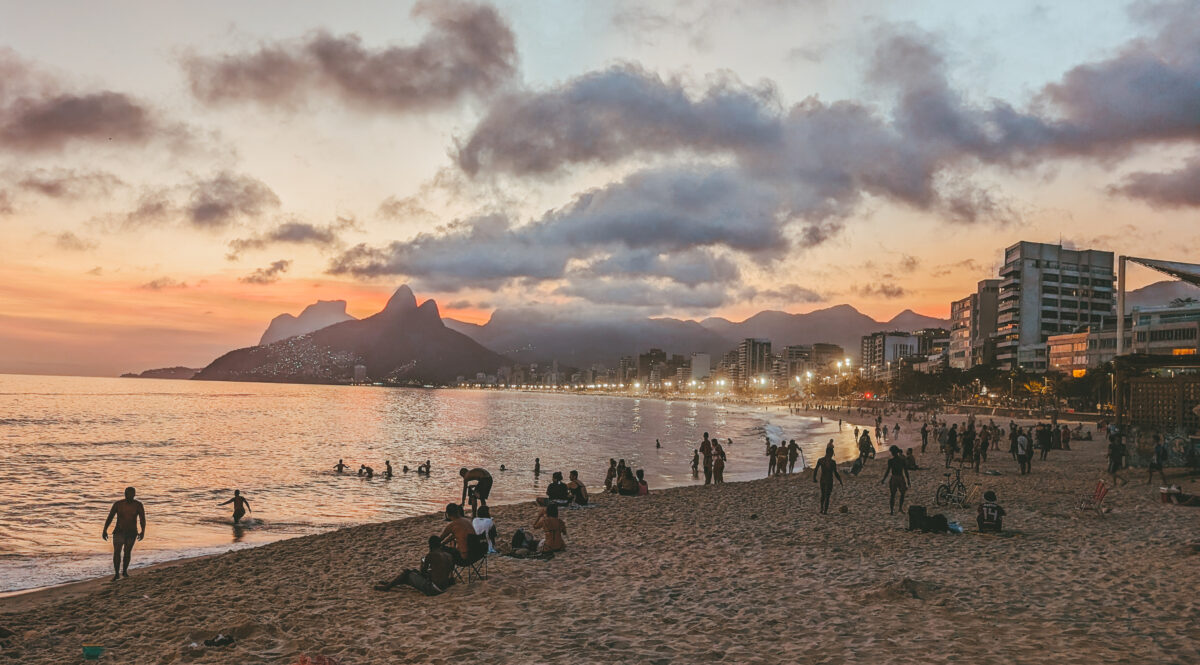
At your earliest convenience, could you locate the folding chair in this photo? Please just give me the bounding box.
[452,534,489,583]
[1077,479,1109,515]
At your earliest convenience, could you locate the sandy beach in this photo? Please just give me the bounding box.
[3,427,1199,664]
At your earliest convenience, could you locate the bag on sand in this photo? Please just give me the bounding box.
[907,505,951,534]
[907,505,927,531]
[511,528,537,551]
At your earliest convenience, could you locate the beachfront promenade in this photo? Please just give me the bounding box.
[3,433,1197,664]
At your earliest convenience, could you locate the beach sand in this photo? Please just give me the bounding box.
[3,432,1199,664]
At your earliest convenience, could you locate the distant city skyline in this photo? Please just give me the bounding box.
[2,1,1198,375]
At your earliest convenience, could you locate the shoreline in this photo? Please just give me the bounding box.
[3,439,1197,663]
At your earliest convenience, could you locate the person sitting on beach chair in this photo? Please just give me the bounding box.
[375,536,454,595]
[537,471,571,507]
[534,504,567,553]
[439,503,476,565]
[977,491,1006,533]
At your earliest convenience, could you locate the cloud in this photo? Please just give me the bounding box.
[112,171,279,231]
[0,49,181,153]
[555,277,736,309]
[86,266,103,276]
[447,299,491,309]
[239,259,292,284]
[1109,157,1200,208]
[328,166,786,295]
[53,231,97,251]
[17,168,123,199]
[377,194,434,222]
[856,282,906,299]
[186,171,280,229]
[0,189,12,215]
[140,277,189,290]
[226,216,355,259]
[184,0,516,113]
[898,255,920,273]
[747,283,824,303]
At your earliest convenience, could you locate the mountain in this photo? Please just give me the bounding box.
[1125,279,1200,311]
[444,308,732,367]
[120,366,201,380]
[444,303,949,367]
[197,286,507,385]
[259,300,356,345]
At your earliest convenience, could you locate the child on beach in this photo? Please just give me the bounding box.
[977,491,1006,533]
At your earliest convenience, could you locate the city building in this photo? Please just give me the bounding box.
[995,241,1115,371]
[735,338,772,386]
[690,353,711,380]
[860,332,918,381]
[811,343,845,371]
[1048,301,1200,374]
[636,348,666,383]
[353,364,367,384]
[949,279,1000,369]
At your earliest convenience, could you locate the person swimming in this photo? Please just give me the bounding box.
[218,489,252,524]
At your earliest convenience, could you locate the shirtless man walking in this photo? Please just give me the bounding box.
[218,489,252,524]
[102,486,145,581]
[812,442,843,514]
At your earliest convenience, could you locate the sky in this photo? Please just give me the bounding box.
[1,0,1198,376]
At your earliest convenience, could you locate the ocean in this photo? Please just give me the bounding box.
[0,374,851,593]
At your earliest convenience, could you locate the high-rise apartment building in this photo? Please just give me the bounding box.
[994,242,1115,371]
[735,338,772,386]
[860,332,918,381]
[949,279,1000,370]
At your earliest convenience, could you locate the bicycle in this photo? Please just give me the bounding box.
[935,468,968,507]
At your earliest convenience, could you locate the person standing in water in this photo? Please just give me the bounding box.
[656,438,661,449]
[218,489,252,524]
[459,467,493,517]
[691,450,699,477]
[334,459,349,473]
[880,445,911,515]
[102,487,145,581]
[385,460,394,479]
[534,458,541,476]
[812,443,842,514]
[700,432,714,485]
[787,439,800,474]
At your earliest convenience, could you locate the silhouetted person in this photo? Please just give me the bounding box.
[218,489,252,524]
[812,446,843,514]
[881,445,911,515]
[102,486,145,581]
[534,458,541,476]
[459,467,493,517]
[375,535,454,596]
[700,432,714,484]
[385,460,393,478]
[334,459,348,473]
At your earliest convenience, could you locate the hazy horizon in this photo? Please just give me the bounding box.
[3,0,1198,375]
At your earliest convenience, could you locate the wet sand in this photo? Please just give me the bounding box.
[3,432,1199,664]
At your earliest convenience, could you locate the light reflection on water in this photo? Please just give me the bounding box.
[0,374,845,593]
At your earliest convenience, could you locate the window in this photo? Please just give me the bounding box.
[1061,275,1080,284]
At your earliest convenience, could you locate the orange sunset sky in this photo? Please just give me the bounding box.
[2,1,1198,375]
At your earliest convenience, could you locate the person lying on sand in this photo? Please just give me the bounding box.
[459,467,493,517]
[218,489,252,524]
[102,486,145,581]
[977,490,1005,533]
[375,535,454,596]
[534,504,566,553]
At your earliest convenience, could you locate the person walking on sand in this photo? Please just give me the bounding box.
[880,446,911,515]
[102,486,145,581]
[787,439,800,473]
[775,443,788,476]
[218,489,252,524]
[767,443,778,476]
[920,422,930,453]
[813,445,843,514]
[1148,434,1168,485]
[1107,434,1128,486]
[1016,428,1032,475]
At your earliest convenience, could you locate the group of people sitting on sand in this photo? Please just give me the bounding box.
[604,459,650,495]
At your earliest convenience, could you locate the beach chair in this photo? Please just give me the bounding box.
[1077,479,1109,515]
[453,534,489,583]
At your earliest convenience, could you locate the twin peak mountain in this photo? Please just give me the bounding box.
[195,285,949,385]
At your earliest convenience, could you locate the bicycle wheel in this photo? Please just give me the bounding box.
[935,485,950,506]
[952,486,967,506]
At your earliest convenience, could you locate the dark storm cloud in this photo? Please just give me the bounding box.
[184,0,517,113]
[226,216,355,259]
[185,172,280,229]
[17,168,123,199]
[0,49,180,153]
[555,278,736,309]
[1109,158,1200,208]
[328,167,785,292]
[239,259,292,285]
